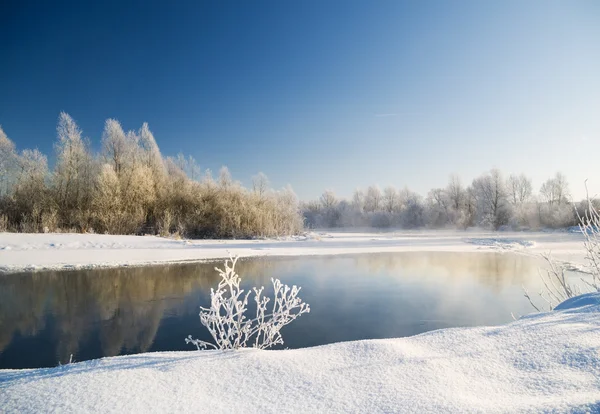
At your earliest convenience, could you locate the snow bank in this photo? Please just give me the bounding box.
[554,292,600,311]
[0,230,586,273]
[1,294,598,413]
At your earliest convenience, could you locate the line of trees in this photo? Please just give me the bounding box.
[0,113,303,238]
[0,114,593,236]
[303,170,594,230]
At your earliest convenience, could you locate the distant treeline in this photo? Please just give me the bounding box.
[303,171,596,230]
[0,113,594,237]
[0,113,302,238]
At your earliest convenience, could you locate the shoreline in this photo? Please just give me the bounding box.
[2,292,598,413]
[0,230,587,274]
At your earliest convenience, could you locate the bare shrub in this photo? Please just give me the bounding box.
[523,254,584,311]
[524,190,600,311]
[578,195,600,292]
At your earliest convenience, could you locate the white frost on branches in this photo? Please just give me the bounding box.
[578,197,600,292]
[524,188,600,311]
[523,253,584,312]
[186,256,310,350]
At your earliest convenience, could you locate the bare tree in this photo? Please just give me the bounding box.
[472,169,509,229]
[553,172,570,204]
[507,173,532,206]
[446,174,463,211]
[540,172,571,206]
[383,186,399,213]
[352,189,365,212]
[320,190,337,209]
[364,185,382,212]
[427,188,451,226]
[462,186,477,228]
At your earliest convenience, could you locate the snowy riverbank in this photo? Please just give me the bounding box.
[1,293,598,413]
[0,230,588,273]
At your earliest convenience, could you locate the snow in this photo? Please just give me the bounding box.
[0,230,588,273]
[1,293,598,413]
[554,292,600,311]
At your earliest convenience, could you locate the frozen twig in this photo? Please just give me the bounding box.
[186,255,310,350]
[524,184,600,311]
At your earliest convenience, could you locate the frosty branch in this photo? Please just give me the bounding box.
[186,256,310,350]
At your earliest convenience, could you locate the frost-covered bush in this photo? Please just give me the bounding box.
[578,198,600,293]
[525,195,600,311]
[186,256,310,350]
[523,253,584,311]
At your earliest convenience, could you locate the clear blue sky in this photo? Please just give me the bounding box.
[1,0,599,200]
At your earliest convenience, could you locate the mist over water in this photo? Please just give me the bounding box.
[0,252,562,369]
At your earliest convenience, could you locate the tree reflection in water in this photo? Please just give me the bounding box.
[0,253,548,369]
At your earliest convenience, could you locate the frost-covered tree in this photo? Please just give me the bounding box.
[507,173,532,206]
[383,186,399,213]
[137,123,167,223]
[301,170,578,231]
[426,188,451,227]
[446,174,464,211]
[540,172,570,206]
[138,122,164,176]
[252,172,270,198]
[218,166,233,188]
[174,152,201,181]
[320,190,337,210]
[0,126,18,197]
[13,149,52,231]
[461,186,477,228]
[186,156,201,181]
[537,173,575,228]
[0,113,304,237]
[101,119,129,177]
[54,112,96,228]
[471,169,510,229]
[400,190,425,228]
[274,185,303,235]
[352,189,365,213]
[92,164,123,233]
[364,185,382,213]
[319,190,340,227]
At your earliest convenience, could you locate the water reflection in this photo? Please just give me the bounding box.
[0,252,555,369]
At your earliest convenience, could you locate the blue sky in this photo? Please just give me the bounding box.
[1,0,599,200]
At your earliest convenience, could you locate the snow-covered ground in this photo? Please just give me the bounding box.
[0,230,588,273]
[1,230,597,412]
[1,293,598,413]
